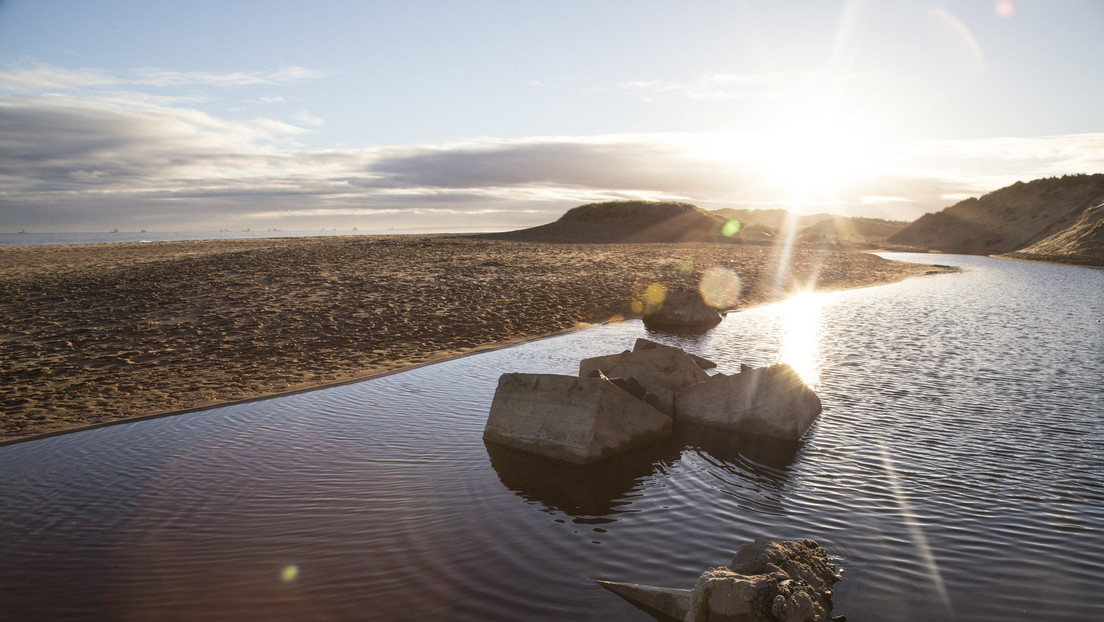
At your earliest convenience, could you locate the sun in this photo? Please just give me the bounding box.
[756,100,882,199]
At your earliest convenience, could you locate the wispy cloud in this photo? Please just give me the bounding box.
[619,73,771,101]
[0,61,327,92]
[1,82,1100,231]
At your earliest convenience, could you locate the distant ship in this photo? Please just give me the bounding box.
[111,228,119,233]
[18,229,26,234]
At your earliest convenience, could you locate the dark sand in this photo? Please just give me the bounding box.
[1,235,948,442]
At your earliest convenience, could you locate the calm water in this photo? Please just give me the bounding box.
[1,254,1102,621]
[0,228,500,247]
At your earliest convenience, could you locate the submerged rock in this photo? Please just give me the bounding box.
[597,538,841,622]
[675,363,822,441]
[643,288,724,333]
[483,372,672,465]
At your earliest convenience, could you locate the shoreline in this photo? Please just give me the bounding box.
[0,322,588,448]
[1,235,951,444]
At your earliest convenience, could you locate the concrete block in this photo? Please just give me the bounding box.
[579,347,711,417]
[483,373,673,465]
[674,363,822,441]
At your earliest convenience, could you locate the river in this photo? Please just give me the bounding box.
[1,254,1102,621]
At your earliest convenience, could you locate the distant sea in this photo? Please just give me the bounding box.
[0,229,475,248]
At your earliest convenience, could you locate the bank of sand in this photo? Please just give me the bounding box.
[0,235,948,442]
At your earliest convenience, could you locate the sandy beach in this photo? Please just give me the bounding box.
[0,235,944,443]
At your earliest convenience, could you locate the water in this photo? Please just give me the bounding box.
[0,228,500,247]
[1,254,1102,621]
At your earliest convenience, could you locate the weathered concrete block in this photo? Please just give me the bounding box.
[579,347,711,417]
[634,337,717,369]
[674,363,821,441]
[483,373,672,465]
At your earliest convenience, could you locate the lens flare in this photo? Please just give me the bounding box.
[722,219,742,237]
[643,283,667,307]
[674,259,694,277]
[995,0,1014,18]
[699,267,741,310]
[282,564,299,582]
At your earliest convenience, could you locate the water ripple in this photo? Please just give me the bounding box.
[2,255,1103,620]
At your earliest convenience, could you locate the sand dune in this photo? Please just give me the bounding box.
[0,235,946,442]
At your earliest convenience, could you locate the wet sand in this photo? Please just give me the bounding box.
[1,235,943,442]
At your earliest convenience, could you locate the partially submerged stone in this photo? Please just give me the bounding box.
[643,288,724,333]
[483,372,672,465]
[596,580,691,622]
[595,539,840,622]
[579,346,711,417]
[687,539,840,622]
[675,363,822,441]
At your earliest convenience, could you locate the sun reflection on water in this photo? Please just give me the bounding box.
[777,291,827,388]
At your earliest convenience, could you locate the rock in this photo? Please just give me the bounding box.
[579,346,711,417]
[594,539,840,622]
[634,338,717,369]
[596,580,691,622]
[642,288,724,333]
[686,539,839,622]
[674,363,821,441]
[483,372,672,465]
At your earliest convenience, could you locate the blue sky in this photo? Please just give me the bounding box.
[2,0,1103,232]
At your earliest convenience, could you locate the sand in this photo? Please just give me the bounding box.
[0,235,946,443]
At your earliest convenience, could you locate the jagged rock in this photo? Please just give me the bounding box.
[634,338,717,369]
[674,363,821,441]
[686,539,839,622]
[643,288,724,332]
[579,346,711,417]
[483,372,672,465]
[596,539,840,622]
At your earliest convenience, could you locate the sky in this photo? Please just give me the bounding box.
[1,0,1103,233]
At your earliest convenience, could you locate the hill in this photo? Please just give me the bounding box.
[1004,200,1104,266]
[888,174,1104,261]
[713,208,907,246]
[485,200,727,243]
[797,216,908,244]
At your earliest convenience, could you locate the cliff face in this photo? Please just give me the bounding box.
[888,174,1104,261]
[1006,201,1104,266]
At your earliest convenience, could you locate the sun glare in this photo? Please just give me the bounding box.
[758,101,881,198]
[778,291,826,387]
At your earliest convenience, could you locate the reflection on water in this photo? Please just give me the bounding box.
[485,439,680,518]
[485,424,801,521]
[2,254,1104,621]
[778,291,828,387]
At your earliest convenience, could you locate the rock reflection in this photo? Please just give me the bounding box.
[485,437,680,517]
[675,422,801,474]
[486,424,800,520]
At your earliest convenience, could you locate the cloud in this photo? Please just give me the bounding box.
[2,84,1101,231]
[0,61,327,92]
[619,73,771,101]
